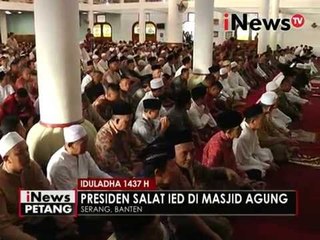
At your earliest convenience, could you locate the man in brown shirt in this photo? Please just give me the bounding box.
[0,132,77,240]
[92,83,120,121]
[95,101,145,177]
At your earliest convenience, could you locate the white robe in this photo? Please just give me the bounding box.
[188,100,217,130]
[47,147,111,190]
[98,59,108,72]
[233,122,273,177]
[228,71,250,99]
[271,108,292,132]
[162,62,176,76]
[219,77,240,100]
[80,47,90,67]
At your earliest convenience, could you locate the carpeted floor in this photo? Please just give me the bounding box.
[232,85,320,240]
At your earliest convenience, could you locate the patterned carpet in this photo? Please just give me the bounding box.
[232,83,320,240]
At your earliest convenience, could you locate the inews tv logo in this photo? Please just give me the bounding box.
[223,13,305,31]
[19,190,76,216]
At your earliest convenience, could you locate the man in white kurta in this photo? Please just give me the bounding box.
[47,125,111,190]
[228,62,250,99]
[135,78,167,120]
[233,105,273,179]
[219,67,240,100]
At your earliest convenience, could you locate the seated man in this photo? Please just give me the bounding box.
[204,81,227,116]
[0,132,77,240]
[188,85,218,141]
[135,78,166,120]
[233,104,275,181]
[95,101,145,177]
[92,83,120,120]
[275,75,301,121]
[84,70,105,103]
[142,140,232,240]
[257,92,294,163]
[171,68,190,95]
[219,67,240,100]
[119,77,133,105]
[202,110,247,180]
[82,93,106,130]
[228,61,251,99]
[132,99,169,144]
[47,125,111,190]
[171,130,241,190]
[0,88,35,129]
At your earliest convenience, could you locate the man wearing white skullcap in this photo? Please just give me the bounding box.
[219,67,240,100]
[257,92,294,163]
[47,124,111,190]
[228,61,251,99]
[0,132,77,239]
[135,78,167,120]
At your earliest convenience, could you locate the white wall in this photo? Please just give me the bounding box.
[281,13,320,55]
[118,11,167,42]
[7,12,34,34]
[6,12,88,40]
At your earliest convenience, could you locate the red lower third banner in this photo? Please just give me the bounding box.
[77,178,157,190]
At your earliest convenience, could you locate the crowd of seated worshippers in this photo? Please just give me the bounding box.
[0,36,319,239]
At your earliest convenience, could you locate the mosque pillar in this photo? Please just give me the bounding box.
[27,0,97,169]
[0,11,7,44]
[88,10,95,33]
[257,0,270,54]
[139,8,146,43]
[167,0,183,46]
[269,0,280,51]
[192,0,214,76]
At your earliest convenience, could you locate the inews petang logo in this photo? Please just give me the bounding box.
[223,13,305,31]
[19,190,76,216]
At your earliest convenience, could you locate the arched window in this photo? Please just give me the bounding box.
[93,23,112,40]
[132,21,157,42]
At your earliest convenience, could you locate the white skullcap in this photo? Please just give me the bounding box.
[260,91,278,106]
[150,78,164,90]
[109,47,115,52]
[118,53,123,58]
[275,75,285,86]
[127,55,134,60]
[222,60,231,67]
[160,50,166,54]
[266,81,279,92]
[79,41,84,45]
[0,132,24,158]
[101,53,107,58]
[220,67,228,75]
[230,61,238,68]
[92,55,99,60]
[138,60,147,66]
[63,125,87,143]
